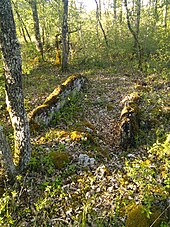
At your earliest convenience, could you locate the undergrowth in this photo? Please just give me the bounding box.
[0,61,169,226]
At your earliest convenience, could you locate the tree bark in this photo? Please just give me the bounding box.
[62,0,69,71]
[0,0,31,172]
[0,125,16,179]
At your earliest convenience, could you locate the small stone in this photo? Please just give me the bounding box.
[78,154,95,167]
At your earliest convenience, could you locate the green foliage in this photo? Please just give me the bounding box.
[21,42,42,74]
[29,147,55,175]
[51,93,84,126]
[124,133,170,224]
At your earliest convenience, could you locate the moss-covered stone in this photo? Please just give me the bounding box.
[29,74,87,127]
[120,92,140,149]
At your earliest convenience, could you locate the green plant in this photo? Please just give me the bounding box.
[29,148,55,174]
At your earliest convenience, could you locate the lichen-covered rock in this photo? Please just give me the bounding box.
[119,92,140,149]
[78,154,95,167]
[29,74,87,128]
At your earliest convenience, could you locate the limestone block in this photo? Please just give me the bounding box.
[29,74,87,127]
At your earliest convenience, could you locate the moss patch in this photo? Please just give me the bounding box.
[50,151,70,169]
[36,129,89,144]
[125,204,162,227]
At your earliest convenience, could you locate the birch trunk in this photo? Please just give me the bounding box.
[0,0,31,172]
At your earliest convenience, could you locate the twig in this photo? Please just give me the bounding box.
[149,204,170,227]
[52,218,69,224]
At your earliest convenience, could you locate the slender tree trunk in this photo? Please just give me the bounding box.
[30,0,43,58]
[98,0,102,19]
[94,0,109,47]
[119,1,123,24]
[12,1,32,42]
[124,0,142,70]
[0,0,31,172]
[154,0,158,21]
[62,0,69,71]
[164,0,168,29]
[21,26,28,43]
[135,0,141,48]
[114,0,117,20]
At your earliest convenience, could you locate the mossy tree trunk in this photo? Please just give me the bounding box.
[0,0,31,173]
[164,0,169,29]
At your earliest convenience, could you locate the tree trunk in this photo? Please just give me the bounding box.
[164,0,168,29]
[30,0,43,58]
[0,0,31,172]
[135,0,141,48]
[94,0,109,47]
[113,0,117,21]
[62,0,69,72]
[12,1,32,42]
[0,125,16,179]
[124,0,142,70]
[119,1,123,24]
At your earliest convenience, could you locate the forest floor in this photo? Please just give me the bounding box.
[0,62,170,226]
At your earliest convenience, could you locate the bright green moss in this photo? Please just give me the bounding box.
[29,104,49,119]
[36,129,89,144]
[62,75,78,86]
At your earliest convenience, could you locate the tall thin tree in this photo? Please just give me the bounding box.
[62,0,69,71]
[94,0,109,47]
[29,0,43,58]
[124,0,142,70]
[12,0,32,42]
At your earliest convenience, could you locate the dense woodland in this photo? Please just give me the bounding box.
[0,0,170,226]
